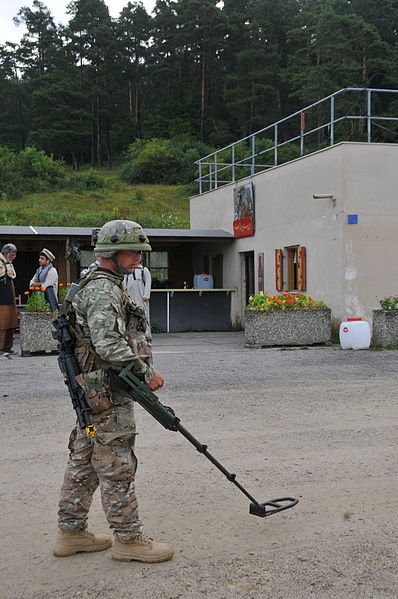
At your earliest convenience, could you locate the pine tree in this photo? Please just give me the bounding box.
[13,0,62,77]
[175,0,227,142]
[223,0,286,138]
[66,0,118,167]
[116,2,151,142]
[0,44,28,150]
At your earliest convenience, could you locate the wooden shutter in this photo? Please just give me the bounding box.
[274,249,283,291]
[297,246,306,291]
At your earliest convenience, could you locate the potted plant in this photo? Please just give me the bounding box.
[244,291,331,347]
[19,285,70,356]
[372,296,398,347]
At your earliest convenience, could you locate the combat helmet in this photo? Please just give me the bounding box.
[94,220,151,257]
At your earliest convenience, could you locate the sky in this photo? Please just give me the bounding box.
[0,0,156,45]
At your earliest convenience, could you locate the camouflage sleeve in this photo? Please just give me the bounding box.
[78,280,155,382]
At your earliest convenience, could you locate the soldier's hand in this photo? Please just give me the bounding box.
[147,371,164,391]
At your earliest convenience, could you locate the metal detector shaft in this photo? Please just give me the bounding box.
[112,364,299,518]
[176,422,260,505]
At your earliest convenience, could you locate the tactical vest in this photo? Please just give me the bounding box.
[67,268,152,373]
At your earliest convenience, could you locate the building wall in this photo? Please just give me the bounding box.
[190,142,398,324]
[340,143,398,319]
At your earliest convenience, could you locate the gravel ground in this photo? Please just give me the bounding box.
[0,332,397,599]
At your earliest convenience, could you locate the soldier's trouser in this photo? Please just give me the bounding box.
[58,425,142,541]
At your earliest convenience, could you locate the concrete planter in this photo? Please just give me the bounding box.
[20,311,58,356]
[244,308,332,347]
[372,309,398,346]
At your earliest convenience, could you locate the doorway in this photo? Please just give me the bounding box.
[13,251,38,300]
[240,251,254,310]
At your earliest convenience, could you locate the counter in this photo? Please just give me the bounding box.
[150,289,236,333]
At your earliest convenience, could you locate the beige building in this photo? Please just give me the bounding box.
[190,141,398,326]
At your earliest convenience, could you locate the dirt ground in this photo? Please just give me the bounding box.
[0,332,397,599]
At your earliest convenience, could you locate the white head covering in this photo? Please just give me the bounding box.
[40,248,55,261]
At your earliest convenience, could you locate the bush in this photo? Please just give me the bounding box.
[379,296,398,310]
[17,146,64,191]
[246,291,328,311]
[119,137,214,185]
[68,169,106,193]
[0,145,64,198]
[0,146,21,199]
[25,287,50,312]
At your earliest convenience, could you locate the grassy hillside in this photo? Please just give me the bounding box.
[0,170,192,228]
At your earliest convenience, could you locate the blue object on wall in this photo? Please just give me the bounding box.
[347,214,358,224]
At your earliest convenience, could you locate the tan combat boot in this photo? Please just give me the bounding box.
[53,528,113,557]
[112,533,174,563]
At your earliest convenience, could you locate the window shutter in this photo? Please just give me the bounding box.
[297,246,306,291]
[274,249,283,291]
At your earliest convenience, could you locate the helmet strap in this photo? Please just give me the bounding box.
[111,254,130,276]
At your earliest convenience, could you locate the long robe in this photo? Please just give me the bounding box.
[0,254,18,330]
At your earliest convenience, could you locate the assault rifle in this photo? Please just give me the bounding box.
[108,364,299,518]
[45,285,96,438]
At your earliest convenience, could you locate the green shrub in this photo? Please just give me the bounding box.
[25,287,50,312]
[68,169,106,193]
[0,146,21,199]
[119,160,143,184]
[17,146,64,191]
[0,145,64,198]
[119,137,214,185]
[379,296,398,310]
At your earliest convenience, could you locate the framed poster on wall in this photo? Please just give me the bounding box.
[233,182,255,238]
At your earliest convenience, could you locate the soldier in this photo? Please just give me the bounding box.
[54,220,174,563]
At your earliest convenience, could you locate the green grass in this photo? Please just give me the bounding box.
[0,171,191,228]
[368,343,398,351]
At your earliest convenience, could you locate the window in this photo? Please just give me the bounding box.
[274,246,306,291]
[286,246,299,290]
[203,254,223,288]
[148,251,169,287]
[80,250,96,269]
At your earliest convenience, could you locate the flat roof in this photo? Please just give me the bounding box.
[0,225,234,242]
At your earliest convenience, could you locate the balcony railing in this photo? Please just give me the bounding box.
[195,87,398,194]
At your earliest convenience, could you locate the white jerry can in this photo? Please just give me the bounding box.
[339,318,371,350]
[193,273,214,289]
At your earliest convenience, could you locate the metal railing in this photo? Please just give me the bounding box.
[195,87,398,193]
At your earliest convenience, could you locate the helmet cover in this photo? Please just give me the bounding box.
[94,220,151,255]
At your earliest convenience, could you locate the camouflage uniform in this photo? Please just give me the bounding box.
[58,267,154,541]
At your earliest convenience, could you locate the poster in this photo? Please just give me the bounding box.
[233,182,255,238]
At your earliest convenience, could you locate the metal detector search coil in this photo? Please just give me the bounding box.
[249,497,299,517]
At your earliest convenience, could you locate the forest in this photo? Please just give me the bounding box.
[1,0,398,171]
